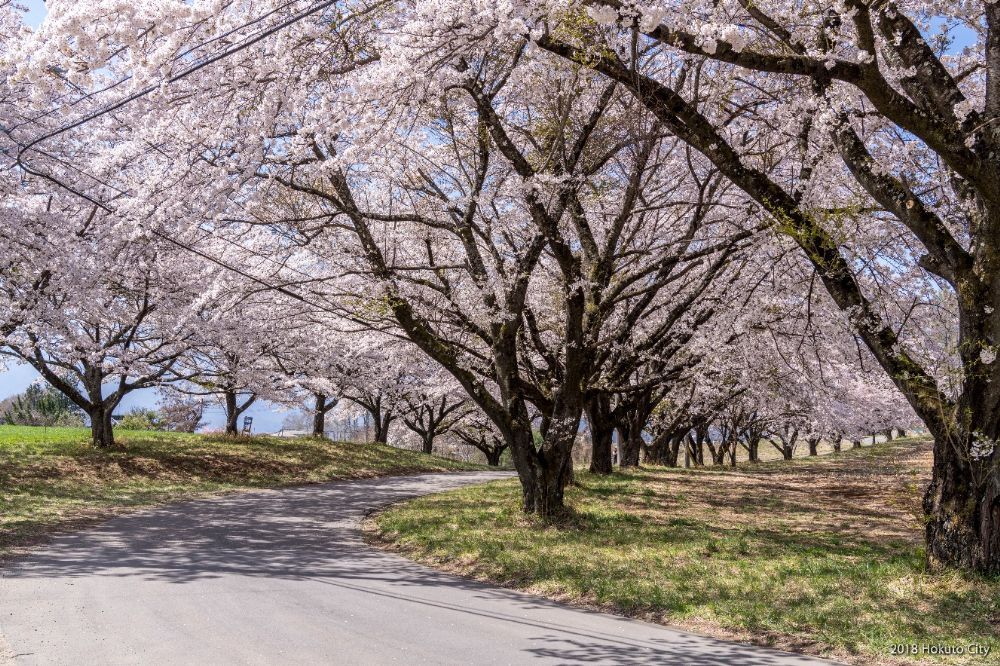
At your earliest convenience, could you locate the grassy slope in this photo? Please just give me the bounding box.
[0,425,481,558]
[373,440,999,665]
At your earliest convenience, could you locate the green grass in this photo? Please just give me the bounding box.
[0,425,482,558]
[373,440,1000,665]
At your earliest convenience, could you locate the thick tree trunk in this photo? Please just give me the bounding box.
[373,413,392,444]
[89,406,115,449]
[664,434,682,467]
[421,435,434,455]
[832,434,842,453]
[808,437,820,456]
[898,428,908,438]
[745,438,760,462]
[884,428,894,442]
[852,439,862,449]
[618,424,641,468]
[507,397,581,516]
[312,393,328,437]
[484,448,503,466]
[224,390,239,435]
[924,428,1000,573]
[587,396,614,475]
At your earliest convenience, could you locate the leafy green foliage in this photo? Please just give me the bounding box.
[117,407,166,431]
[1,383,84,427]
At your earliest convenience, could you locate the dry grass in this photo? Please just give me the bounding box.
[373,439,999,665]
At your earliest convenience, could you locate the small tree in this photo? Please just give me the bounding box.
[1,381,84,427]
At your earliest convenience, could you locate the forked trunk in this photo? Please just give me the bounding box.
[312,393,328,437]
[664,434,682,467]
[618,424,642,468]
[89,406,115,449]
[693,435,705,465]
[484,447,504,466]
[587,396,614,475]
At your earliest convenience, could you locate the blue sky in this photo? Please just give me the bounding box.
[20,0,45,28]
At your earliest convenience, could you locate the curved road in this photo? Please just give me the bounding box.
[1,472,835,665]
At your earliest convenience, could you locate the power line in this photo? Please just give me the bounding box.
[16,0,340,160]
[8,0,354,318]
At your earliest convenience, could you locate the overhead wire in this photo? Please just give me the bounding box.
[9,0,354,317]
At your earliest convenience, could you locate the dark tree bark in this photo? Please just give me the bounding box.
[618,392,654,468]
[587,394,614,474]
[688,431,705,466]
[223,389,256,436]
[808,437,820,456]
[312,392,337,438]
[852,438,862,449]
[538,5,1000,571]
[87,404,115,449]
[402,395,468,455]
[770,428,798,461]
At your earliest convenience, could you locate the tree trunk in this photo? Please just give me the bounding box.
[924,429,1000,573]
[745,438,760,462]
[689,433,705,466]
[618,424,641,468]
[808,437,820,456]
[898,428,908,438]
[89,405,115,449]
[312,393,328,437]
[852,439,862,449]
[832,434,842,453]
[664,434,682,467]
[507,397,580,516]
[884,427,894,442]
[421,434,434,455]
[484,448,503,466]
[373,412,392,444]
[587,396,614,475]
[707,440,726,465]
[224,390,238,435]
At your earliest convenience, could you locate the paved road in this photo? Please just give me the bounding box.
[0,472,835,665]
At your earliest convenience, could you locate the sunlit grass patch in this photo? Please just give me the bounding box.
[374,440,999,665]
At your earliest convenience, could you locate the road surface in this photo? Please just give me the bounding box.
[1,471,836,665]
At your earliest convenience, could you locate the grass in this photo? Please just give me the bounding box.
[0,425,482,559]
[372,439,1000,665]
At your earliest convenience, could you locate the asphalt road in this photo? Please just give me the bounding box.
[0,471,836,665]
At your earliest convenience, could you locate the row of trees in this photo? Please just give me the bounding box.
[0,0,992,571]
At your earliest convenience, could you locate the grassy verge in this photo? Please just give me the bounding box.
[0,425,481,559]
[372,439,999,665]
